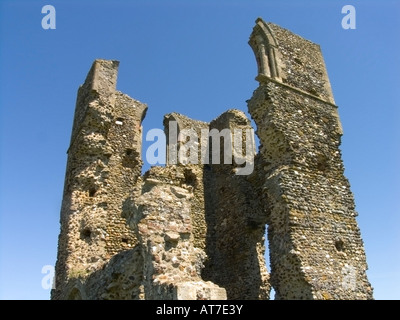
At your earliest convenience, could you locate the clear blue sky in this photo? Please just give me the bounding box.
[0,0,399,300]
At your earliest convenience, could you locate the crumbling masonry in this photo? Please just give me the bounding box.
[52,19,373,300]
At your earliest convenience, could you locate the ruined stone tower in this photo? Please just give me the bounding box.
[52,18,373,300]
[52,60,148,299]
[247,19,372,299]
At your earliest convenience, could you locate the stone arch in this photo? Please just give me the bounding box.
[249,18,281,81]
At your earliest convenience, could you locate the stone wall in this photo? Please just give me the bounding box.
[201,110,270,299]
[52,60,147,299]
[130,165,226,300]
[163,113,209,250]
[247,19,373,299]
[162,110,271,299]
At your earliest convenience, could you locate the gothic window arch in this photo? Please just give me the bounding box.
[249,18,281,81]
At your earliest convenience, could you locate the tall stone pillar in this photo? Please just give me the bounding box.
[201,109,271,299]
[52,60,147,299]
[248,18,373,299]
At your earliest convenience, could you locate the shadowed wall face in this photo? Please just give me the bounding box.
[201,110,270,300]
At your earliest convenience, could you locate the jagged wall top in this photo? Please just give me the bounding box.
[69,60,120,149]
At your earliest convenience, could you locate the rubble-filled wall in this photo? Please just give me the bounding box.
[163,113,209,251]
[52,60,147,299]
[129,165,226,300]
[201,110,270,299]
[162,111,271,299]
[247,18,373,299]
